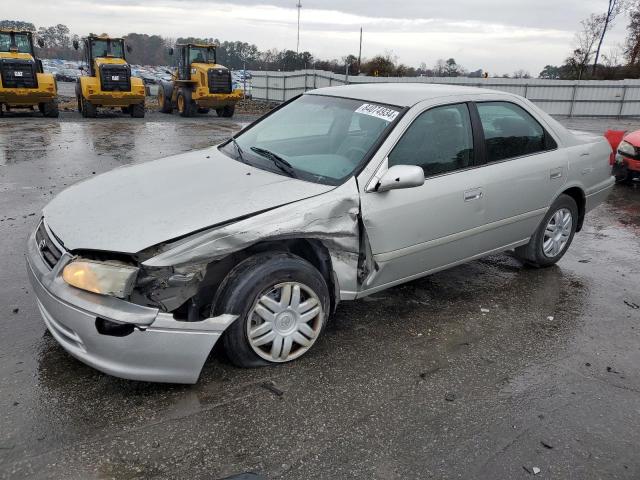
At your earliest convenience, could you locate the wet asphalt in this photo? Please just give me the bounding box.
[1,111,639,480]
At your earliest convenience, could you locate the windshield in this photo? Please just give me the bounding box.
[0,33,32,53]
[91,39,124,58]
[220,95,401,185]
[189,46,215,64]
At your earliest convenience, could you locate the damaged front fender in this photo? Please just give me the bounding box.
[143,178,363,300]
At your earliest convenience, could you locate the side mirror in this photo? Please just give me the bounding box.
[376,165,424,192]
[37,38,45,48]
[126,45,132,53]
[168,47,174,56]
[72,40,79,50]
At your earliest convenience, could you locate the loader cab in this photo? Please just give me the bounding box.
[78,36,129,76]
[0,31,36,56]
[176,44,217,80]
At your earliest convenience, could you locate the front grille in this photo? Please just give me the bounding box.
[99,64,131,92]
[0,59,38,88]
[208,68,232,94]
[35,222,63,269]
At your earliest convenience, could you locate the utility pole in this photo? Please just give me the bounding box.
[357,27,362,74]
[296,1,302,54]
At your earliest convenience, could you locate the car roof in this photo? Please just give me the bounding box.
[306,83,506,107]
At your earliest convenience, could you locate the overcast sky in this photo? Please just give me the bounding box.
[8,0,633,74]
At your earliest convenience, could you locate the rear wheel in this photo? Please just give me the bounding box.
[214,252,329,368]
[130,102,145,118]
[158,83,173,114]
[515,194,578,267]
[216,105,235,118]
[177,88,194,117]
[42,99,59,118]
[81,97,97,118]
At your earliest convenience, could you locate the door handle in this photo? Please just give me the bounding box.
[464,188,483,201]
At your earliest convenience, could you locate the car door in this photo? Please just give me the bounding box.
[358,102,492,294]
[472,101,567,247]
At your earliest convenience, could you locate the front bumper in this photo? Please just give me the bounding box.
[26,225,236,384]
[614,154,640,179]
[0,88,56,106]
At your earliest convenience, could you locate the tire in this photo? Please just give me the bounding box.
[75,82,82,113]
[130,102,145,118]
[216,105,235,118]
[121,106,131,114]
[42,99,59,118]
[214,252,330,368]
[177,88,194,117]
[81,97,97,118]
[515,194,578,267]
[158,82,173,114]
[197,107,210,114]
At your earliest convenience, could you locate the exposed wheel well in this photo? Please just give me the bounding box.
[186,238,337,320]
[560,187,586,232]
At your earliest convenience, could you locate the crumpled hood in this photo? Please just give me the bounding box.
[44,147,333,253]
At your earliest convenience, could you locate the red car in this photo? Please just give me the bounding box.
[606,129,640,184]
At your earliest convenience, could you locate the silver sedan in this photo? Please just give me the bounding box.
[26,83,614,383]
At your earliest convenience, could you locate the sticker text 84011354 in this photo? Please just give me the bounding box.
[355,104,400,122]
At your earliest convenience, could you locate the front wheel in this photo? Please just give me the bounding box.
[216,105,235,118]
[177,88,194,117]
[130,102,145,118]
[42,99,59,118]
[214,252,330,367]
[515,194,578,267]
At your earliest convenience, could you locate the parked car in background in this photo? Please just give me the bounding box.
[611,130,640,184]
[26,83,614,384]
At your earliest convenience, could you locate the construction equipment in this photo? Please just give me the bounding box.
[0,30,58,117]
[158,42,242,118]
[73,35,145,118]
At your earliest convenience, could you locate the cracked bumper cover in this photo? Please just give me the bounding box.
[25,229,236,384]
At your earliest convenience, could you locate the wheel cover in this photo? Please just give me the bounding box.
[177,95,184,112]
[543,207,572,258]
[246,282,323,362]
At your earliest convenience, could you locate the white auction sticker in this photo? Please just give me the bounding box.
[355,103,399,122]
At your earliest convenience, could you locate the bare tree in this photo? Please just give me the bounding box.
[567,14,606,79]
[512,69,531,78]
[592,0,627,75]
[625,1,640,64]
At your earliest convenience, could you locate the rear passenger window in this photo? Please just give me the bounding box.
[388,103,474,177]
[476,102,554,162]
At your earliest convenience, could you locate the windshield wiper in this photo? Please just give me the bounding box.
[230,137,248,164]
[250,147,297,178]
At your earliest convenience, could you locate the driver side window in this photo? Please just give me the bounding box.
[388,103,474,177]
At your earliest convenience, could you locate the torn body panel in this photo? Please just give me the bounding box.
[143,178,363,300]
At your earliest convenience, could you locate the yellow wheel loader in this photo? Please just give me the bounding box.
[0,30,58,117]
[73,35,145,118]
[158,43,242,118]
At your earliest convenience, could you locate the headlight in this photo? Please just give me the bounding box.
[617,140,637,157]
[62,259,139,299]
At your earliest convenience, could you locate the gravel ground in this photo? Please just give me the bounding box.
[0,113,639,480]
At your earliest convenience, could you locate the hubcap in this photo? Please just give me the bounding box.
[543,208,572,258]
[178,96,184,112]
[246,282,323,362]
